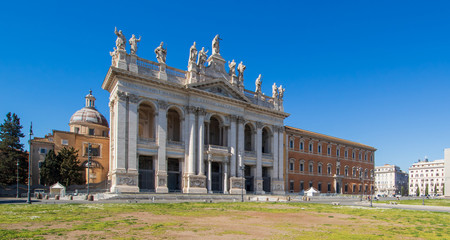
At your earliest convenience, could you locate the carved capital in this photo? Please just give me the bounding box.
[109,100,115,109]
[116,91,127,102]
[187,106,197,114]
[230,115,238,121]
[256,121,263,129]
[158,100,169,110]
[128,93,140,104]
[197,107,206,116]
[237,116,245,124]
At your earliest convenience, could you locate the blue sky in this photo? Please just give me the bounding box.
[1,0,450,171]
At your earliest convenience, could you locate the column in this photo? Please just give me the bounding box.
[229,115,237,177]
[197,108,206,175]
[115,93,127,170]
[207,157,212,193]
[156,100,168,193]
[127,94,139,172]
[278,126,284,181]
[237,117,245,177]
[255,121,263,193]
[187,106,196,174]
[223,162,228,194]
[272,126,279,180]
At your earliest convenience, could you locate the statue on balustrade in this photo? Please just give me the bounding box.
[129,34,141,55]
[228,59,236,76]
[155,41,167,64]
[197,47,208,67]
[278,85,285,99]
[189,42,197,63]
[114,27,126,51]
[255,74,262,93]
[212,34,222,55]
[237,61,246,80]
[272,83,278,98]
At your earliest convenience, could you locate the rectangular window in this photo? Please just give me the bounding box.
[336,168,340,175]
[309,143,313,152]
[300,163,304,172]
[352,152,355,159]
[289,162,294,171]
[318,145,322,153]
[290,181,294,192]
[327,183,331,192]
[102,131,107,137]
[300,181,304,191]
[89,128,95,136]
[309,181,313,188]
[318,183,322,191]
[61,139,69,145]
[85,144,100,157]
[309,164,313,173]
[336,149,340,157]
[345,150,348,158]
[318,165,322,174]
[327,147,331,155]
[39,148,47,154]
[300,142,304,150]
[289,140,294,149]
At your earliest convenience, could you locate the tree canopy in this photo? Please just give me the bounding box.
[40,147,83,186]
[0,112,28,186]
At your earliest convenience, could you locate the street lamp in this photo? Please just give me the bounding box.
[16,159,19,198]
[87,143,91,198]
[27,122,33,204]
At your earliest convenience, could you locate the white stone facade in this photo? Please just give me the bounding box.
[408,159,445,196]
[374,164,408,196]
[102,34,289,194]
[444,149,450,198]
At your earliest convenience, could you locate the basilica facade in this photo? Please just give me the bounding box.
[102,32,289,194]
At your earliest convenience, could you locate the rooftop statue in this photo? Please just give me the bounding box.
[278,85,285,99]
[155,41,167,64]
[129,34,141,55]
[272,83,278,98]
[212,34,222,55]
[255,74,262,93]
[189,42,197,63]
[197,47,208,67]
[237,61,246,80]
[228,59,236,76]
[114,27,126,51]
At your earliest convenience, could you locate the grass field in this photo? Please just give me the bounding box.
[0,202,449,239]
[377,199,450,207]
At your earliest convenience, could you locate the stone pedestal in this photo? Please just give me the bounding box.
[115,49,128,70]
[129,54,138,73]
[187,62,198,84]
[255,178,265,194]
[110,169,139,193]
[183,174,207,194]
[207,54,227,74]
[271,179,285,195]
[229,177,246,195]
[159,63,168,80]
[155,171,168,193]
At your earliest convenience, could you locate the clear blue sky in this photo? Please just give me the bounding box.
[1,0,450,171]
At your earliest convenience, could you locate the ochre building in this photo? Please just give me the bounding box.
[30,91,110,186]
[285,126,376,195]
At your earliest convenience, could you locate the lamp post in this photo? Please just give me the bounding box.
[359,168,364,202]
[238,151,244,202]
[26,122,33,204]
[16,159,19,198]
[87,143,91,198]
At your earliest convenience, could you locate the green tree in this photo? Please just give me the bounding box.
[416,187,420,196]
[59,147,83,186]
[39,150,62,185]
[443,184,445,195]
[425,184,429,196]
[0,112,27,186]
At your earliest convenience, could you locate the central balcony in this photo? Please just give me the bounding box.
[206,144,230,156]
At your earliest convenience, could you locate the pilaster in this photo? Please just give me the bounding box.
[237,117,245,177]
[255,121,264,194]
[229,115,237,177]
[156,100,168,193]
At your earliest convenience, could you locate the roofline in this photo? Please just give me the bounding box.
[285,126,376,151]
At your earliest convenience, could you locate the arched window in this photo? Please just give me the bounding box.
[327,164,332,175]
[318,144,322,154]
[309,161,314,173]
[138,103,155,139]
[262,127,271,153]
[167,108,181,142]
[244,124,254,151]
[299,160,305,172]
[344,166,349,176]
[317,163,323,175]
[209,116,222,146]
[309,142,313,153]
[300,141,304,151]
[289,159,295,171]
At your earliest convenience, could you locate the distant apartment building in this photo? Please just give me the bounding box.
[374,164,408,196]
[443,149,450,198]
[285,126,376,195]
[408,158,445,196]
